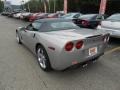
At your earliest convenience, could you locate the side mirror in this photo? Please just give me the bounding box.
[19,26,27,29]
[19,27,28,32]
[18,27,24,29]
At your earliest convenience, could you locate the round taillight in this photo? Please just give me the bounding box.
[76,41,83,49]
[65,42,74,51]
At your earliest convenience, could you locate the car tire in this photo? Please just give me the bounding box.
[37,45,52,71]
[16,32,22,44]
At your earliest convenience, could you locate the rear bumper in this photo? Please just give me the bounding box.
[50,44,106,70]
[52,53,104,70]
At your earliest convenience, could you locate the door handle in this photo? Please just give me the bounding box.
[33,33,36,38]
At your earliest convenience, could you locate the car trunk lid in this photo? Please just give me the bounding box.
[44,29,102,40]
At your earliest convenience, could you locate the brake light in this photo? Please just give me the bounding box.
[82,20,89,26]
[65,42,74,51]
[76,40,83,49]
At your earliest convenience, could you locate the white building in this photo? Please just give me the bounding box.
[4,1,13,12]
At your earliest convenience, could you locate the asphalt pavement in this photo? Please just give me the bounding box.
[0,16,120,90]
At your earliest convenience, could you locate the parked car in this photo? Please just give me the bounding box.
[47,13,64,18]
[97,13,120,38]
[61,13,82,19]
[1,11,9,16]
[20,12,32,21]
[29,13,48,22]
[56,11,65,17]
[16,18,109,71]
[74,14,106,29]
[8,12,19,17]
[29,13,41,22]
[1,12,5,15]
[37,13,49,19]
[13,13,22,19]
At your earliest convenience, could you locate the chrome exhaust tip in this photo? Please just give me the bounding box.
[82,63,88,68]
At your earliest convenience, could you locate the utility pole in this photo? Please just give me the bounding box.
[48,0,51,13]
[43,0,47,13]
[64,0,67,14]
[44,2,47,13]
[99,0,107,15]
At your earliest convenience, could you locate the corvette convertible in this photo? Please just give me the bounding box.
[16,18,109,71]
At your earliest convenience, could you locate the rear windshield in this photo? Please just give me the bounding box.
[50,22,79,30]
[39,21,80,32]
[107,14,120,21]
[79,14,97,20]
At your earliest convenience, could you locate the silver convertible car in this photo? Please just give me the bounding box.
[16,18,109,71]
[97,13,120,38]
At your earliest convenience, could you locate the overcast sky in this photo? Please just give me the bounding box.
[5,0,29,5]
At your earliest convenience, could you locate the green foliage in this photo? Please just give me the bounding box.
[24,0,63,13]
[0,0,4,12]
[24,0,101,13]
[24,0,120,15]
[25,0,42,12]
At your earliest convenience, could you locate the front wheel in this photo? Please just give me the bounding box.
[37,45,52,71]
[16,32,22,44]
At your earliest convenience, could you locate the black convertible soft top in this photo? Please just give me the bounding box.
[32,18,79,32]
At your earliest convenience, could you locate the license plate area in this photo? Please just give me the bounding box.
[89,47,98,56]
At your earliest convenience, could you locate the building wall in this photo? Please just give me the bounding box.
[4,1,13,12]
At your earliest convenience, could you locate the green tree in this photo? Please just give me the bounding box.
[24,0,120,15]
[25,0,44,12]
[0,0,4,12]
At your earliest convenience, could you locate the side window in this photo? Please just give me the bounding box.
[26,24,33,31]
[32,22,42,31]
[26,22,42,31]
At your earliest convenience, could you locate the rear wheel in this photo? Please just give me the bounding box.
[37,45,52,71]
[16,32,22,44]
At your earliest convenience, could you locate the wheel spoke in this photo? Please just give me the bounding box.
[37,48,46,69]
